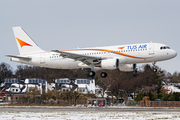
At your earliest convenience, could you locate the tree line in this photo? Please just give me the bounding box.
[0,62,180,101]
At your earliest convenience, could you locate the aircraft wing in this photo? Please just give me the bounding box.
[6,55,31,61]
[51,50,105,65]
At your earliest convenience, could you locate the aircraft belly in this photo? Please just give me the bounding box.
[47,58,80,69]
[126,56,153,64]
[55,59,70,69]
[126,57,141,64]
[68,60,81,69]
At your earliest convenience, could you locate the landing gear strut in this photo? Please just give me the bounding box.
[88,65,96,78]
[152,62,157,73]
[133,69,137,77]
[88,64,108,78]
[133,64,137,77]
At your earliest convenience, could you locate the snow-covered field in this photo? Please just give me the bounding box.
[0,111,180,120]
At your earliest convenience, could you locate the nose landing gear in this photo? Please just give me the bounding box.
[152,61,158,73]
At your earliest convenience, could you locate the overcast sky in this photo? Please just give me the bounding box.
[0,0,179,74]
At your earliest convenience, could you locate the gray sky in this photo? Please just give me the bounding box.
[0,0,179,74]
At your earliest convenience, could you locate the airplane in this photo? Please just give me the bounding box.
[7,27,177,78]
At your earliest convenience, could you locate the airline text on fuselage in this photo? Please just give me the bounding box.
[127,44,147,50]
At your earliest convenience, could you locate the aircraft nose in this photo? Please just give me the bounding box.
[171,49,177,58]
[174,50,177,57]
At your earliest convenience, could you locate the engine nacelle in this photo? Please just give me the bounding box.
[101,59,119,70]
[119,64,136,72]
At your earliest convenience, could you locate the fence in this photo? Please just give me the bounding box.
[0,99,88,106]
[3,99,180,107]
[126,101,140,106]
[0,99,129,106]
[140,101,180,107]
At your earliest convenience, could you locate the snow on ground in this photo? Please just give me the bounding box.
[0,111,180,120]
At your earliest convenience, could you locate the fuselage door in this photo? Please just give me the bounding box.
[40,53,45,64]
[149,44,154,55]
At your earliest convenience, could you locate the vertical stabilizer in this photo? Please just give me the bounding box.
[12,27,44,55]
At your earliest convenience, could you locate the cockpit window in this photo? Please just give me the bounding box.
[160,46,170,50]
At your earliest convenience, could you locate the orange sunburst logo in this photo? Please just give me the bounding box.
[118,46,125,49]
[16,37,32,48]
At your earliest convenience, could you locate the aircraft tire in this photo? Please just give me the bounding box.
[89,71,95,77]
[153,68,157,73]
[100,72,107,78]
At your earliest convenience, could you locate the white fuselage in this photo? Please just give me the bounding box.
[11,42,177,70]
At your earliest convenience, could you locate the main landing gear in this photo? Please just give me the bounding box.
[88,65,108,78]
[89,71,95,77]
[88,71,107,78]
[100,72,107,78]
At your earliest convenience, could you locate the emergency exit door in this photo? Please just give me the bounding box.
[40,53,45,64]
[149,44,154,55]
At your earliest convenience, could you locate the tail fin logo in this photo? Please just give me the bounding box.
[16,37,32,48]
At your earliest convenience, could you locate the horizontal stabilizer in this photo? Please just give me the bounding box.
[6,55,31,61]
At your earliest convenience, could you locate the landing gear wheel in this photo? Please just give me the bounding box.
[89,71,95,77]
[100,72,107,78]
[153,68,157,73]
[152,61,157,73]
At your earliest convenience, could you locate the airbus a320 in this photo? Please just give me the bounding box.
[7,27,177,78]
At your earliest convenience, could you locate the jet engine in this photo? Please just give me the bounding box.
[100,59,119,70]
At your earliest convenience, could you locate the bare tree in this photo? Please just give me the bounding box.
[0,62,13,82]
